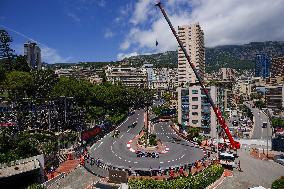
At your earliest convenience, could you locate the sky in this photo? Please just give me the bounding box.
[1,0,284,64]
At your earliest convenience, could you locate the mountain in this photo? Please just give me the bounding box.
[49,41,284,73]
[121,41,284,72]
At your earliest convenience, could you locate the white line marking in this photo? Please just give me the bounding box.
[160,162,164,164]
[128,160,131,163]
[181,154,185,158]
[134,161,138,164]
[127,128,131,133]
[118,157,121,159]
[97,141,103,148]
[168,160,171,163]
[120,134,124,139]
[113,141,116,145]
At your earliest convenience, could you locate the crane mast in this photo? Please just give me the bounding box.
[155,2,240,150]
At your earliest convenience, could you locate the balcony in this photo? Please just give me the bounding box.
[202,108,210,113]
[201,125,210,129]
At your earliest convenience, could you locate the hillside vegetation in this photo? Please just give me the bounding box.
[51,41,284,73]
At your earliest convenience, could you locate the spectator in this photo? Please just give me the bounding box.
[179,166,185,177]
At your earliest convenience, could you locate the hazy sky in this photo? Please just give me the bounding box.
[1,0,284,63]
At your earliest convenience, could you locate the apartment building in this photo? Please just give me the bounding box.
[217,68,236,81]
[105,66,147,87]
[265,86,284,109]
[177,24,205,86]
[177,85,227,137]
[24,41,41,70]
[271,56,284,77]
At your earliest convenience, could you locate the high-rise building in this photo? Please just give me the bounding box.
[271,56,284,77]
[24,41,41,70]
[255,54,270,78]
[177,24,205,86]
[177,85,227,137]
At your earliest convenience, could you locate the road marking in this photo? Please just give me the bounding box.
[181,154,185,158]
[128,160,131,163]
[160,162,164,164]
[118,157,122,159]
[134,161,138,164]
[110,146,112,150]
[168,160,171,163]
[115,154,117,156]
[97,141,103,148]
[120,134,124,139]
[113,141,116,145]
[127,128,131,133]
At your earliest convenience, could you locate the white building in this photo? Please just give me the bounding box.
[105,66,147,87]
[177,24,205,86]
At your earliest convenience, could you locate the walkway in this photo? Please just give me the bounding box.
[47,159,80,180]
[217,148,283,189]
[47,166,100,189]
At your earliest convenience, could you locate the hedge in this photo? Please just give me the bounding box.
[128,164,224,189]
[271,177,284,189]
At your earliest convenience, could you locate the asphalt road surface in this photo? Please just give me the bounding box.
[87,108,204,173]
[244,102,272,139]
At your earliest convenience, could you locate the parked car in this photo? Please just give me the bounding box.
[273,154,284,166]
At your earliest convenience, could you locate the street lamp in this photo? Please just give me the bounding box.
[258,109,272,158]
[262,121,269,157]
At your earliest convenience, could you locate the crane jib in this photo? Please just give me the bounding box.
[155,2,240,150]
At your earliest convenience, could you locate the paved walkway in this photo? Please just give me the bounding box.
[47,166,100,189]
[47,159,80,180]
[217,148,284,189]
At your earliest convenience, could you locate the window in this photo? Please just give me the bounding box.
[192,120,198,124]
[192,97,198,101]
[192,105,198,109]
[192,90,198,94]
[192,112,198,116]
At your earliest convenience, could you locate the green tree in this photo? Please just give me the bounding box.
[52,77,92,106]
[187,127,200,139]
[255,100,266,109]
[272,118,284,128]
[26,183,45,189]
[31,70,58,99]
[12,55,31,72]
[4,71,33,99]
[0,29,14,59]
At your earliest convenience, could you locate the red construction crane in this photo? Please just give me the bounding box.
[155,2,240,150]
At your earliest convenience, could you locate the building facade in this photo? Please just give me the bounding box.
[177,24,205,86]
[271,56,284,77]
[105,66,147,87]
[265,86,284,109]
[177,85,228,137]
[255,54,270,78]
[24,41,41,70]
[217,68,236,81]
